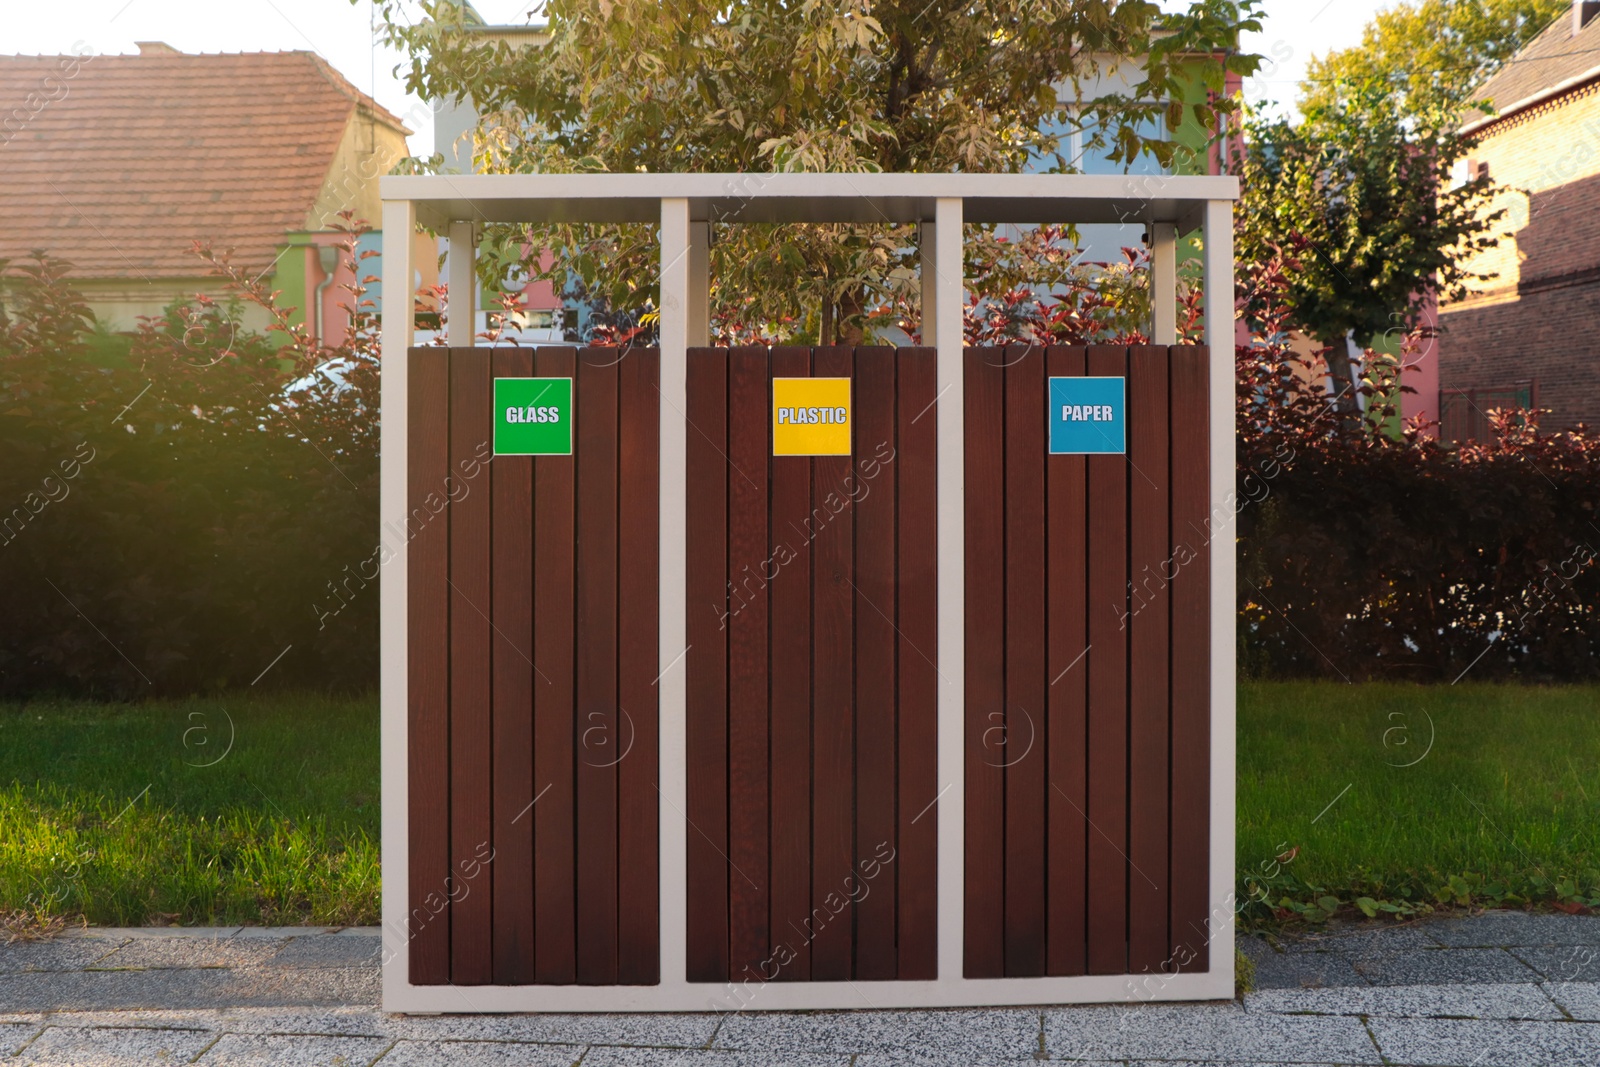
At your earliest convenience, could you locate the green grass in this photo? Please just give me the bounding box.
[4,683,1596,928]
[0,693,378,927]
[1239,681,1600,921]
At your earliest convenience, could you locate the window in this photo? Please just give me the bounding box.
[1440,381,1537,442]
[1024,108,1168,176]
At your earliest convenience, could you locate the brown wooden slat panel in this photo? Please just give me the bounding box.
[407,348,452,985]
[1127,345,1172,974]
[575,349,621,984]
[617,348,660,984]
[1168,345,1211,973]
[852,346,898,980]
[1003,344,1047,977]
[809,345,855,981]
[685,348,731,983]
[726,346,771,982]
[490,347,536,985]
[1044,346,1089,977]
[963,346,1007,979]
[894,347,939,981]
[448,348,494,985]
[533,346,577,985]
[767,346,813,982]
[1084,345,1129,976]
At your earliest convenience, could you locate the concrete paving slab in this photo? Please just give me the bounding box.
[383,1012,720,1048]
[0,939,125,975]
[195,1032,393,1065]
[1243,981,1565,1020]
[582,1050,853,1067]
[208,965,379,1008]
[1367,1017,1600,1067]
[91,937,289,971]
[77,928,243,940]
[263,935,380,969]
[2,1023,44,1056]
[18,1024,215,1064]
[25,1008,721,1049]
[1543,982,1600,1021]
[376,1038,583,1065]
[1043,1002,1382,1063]
[0,963,377,1012]
[230,927,339,940]
[1511,945,1600,982]
[0,969,244,1013]
[1279,924,1444,956]
[716,1008,1039,1061]
[1351,947,1539,986]
[1243,946,1369,990]
[850,1051,1047,1067]
[23,1009,391,1039]
[1426,913,1600,948]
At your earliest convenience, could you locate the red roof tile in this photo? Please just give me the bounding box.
[0,49,410,280]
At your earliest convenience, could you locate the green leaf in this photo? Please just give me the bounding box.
[1355,896,1379,918]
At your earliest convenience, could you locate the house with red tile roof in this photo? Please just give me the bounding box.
[0,42,435,340]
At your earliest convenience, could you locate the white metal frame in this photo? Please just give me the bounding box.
[379,172,1238,1013]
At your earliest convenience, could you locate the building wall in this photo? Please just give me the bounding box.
[307,109,412,231]
[70,278,277,334]
[1439,82,1600,432]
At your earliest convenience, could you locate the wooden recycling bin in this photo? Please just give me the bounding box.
[378,173,1237,1012]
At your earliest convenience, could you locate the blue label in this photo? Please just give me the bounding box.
[1048,376,1125,454]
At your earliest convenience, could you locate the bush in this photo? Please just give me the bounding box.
[1235,241,1600,682]
[3,222,1594,695]
[0,219,381,696]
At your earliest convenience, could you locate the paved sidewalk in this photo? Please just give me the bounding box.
[1,912,1598,1065]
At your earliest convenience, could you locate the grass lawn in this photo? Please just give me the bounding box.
[0,693,377,927]
[1239,681,1600,921]
[2,683,1596,928]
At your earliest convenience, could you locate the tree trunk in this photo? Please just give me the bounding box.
[1323,330,1364,416]
[836,285,867,345]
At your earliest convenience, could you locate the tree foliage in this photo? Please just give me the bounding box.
[1234,88,1505,354]
[1298,0,1565,123]
[372,0,1261,342]
[1233,3,1550,405]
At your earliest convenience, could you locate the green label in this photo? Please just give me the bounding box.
[493,377,574,455]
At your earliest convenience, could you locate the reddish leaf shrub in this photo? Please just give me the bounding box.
[0,218,383,696]
[1235,242,1600,682]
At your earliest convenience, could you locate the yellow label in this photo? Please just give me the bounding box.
[772,377,852,456]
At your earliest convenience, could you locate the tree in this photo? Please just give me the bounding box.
[1234,0,1553,411]
[372,0,1261,342]
[1298,0,1565,123]
[1234,85,1506,410]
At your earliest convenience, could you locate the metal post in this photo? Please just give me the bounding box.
[379,196,416,1002]
[1151,221,1177,345]
[933,197,964,981]
[1201,198,1236,995]
[447,221,476,347]
[657,198,691,990]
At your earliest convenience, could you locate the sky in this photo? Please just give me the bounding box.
[3,0,1398,157]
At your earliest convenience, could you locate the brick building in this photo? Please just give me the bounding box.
[1438,1,1600,439]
